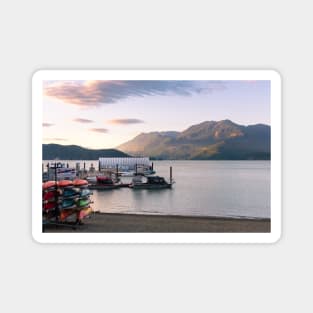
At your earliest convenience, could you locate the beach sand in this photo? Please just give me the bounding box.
[44,212,270,233]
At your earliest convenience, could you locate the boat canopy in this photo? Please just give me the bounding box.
[99,157,150,170]
[97,176,112,181]
[96,176,114,184]
[147,176,167,184]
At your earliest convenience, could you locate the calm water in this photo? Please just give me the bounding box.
[44,160,270,218]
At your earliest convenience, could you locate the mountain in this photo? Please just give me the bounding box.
[117,120,270,160]
[43,144,129,160]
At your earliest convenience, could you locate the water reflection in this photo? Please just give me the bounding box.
[46,161,271,218]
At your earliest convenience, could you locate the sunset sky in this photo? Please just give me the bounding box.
[43,80,270,149]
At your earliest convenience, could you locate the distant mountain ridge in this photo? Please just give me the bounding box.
[43,144,129,160]
[117,120,270,160]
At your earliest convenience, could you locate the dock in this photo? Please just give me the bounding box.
[43,212,271,233]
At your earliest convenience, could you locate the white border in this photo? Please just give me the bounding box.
[32,70,281,244]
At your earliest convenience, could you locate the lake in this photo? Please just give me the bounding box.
[43,160,270,219]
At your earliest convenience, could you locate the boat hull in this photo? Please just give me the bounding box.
[130,183,172,189]
[89,184,121,190]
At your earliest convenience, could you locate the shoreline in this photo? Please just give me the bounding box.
[44,212,271,233]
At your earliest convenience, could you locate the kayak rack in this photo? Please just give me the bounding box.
[42,167,93,232]
[42,216,93,232]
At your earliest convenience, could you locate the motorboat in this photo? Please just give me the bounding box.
[129,175,173,189]
[46,162,76,181]
[88,175,121,190]
[118,168,156,177]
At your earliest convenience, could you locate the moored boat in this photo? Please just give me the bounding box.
[129,175,173,189]
[118,168,156,177]
[89,176,121,190]
[47,162,76,181]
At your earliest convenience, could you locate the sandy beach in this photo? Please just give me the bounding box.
[44,212,270,233]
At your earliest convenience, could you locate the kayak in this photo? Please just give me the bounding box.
[43,190,59,201]
[76,198,90,208]
[78,206,92,220]
[61,198,76,209]
[62,187,80,198]
[42,177,93,224]
[80,188,92,197]
[42,181,57,190]
[73,179,88,187]
[60,209,76,221]
[58,180,73,188]
[43,201,57,211]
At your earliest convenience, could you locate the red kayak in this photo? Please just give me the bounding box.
[78,206,92,220]
[42,181,57,190]
[60,209,76,221]
[58,180,73,188]
[43,201,57,211]
[73,179,88,187]
[43,190,58,201]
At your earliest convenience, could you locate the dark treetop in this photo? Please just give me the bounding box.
[43,144,129,160]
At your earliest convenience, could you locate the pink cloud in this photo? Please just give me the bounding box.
[89,128,108,133]
[43,137,67,141]
[44,80,225,107]
[107,118,144,125]
[73,118,94,123]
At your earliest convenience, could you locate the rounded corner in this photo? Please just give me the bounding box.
[31,230,45,244]
[32,69,45,84]
[268,69,282,83]
[269,230,282,244]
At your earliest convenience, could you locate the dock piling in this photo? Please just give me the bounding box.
[170,166,172,184]
[54,165,57,182]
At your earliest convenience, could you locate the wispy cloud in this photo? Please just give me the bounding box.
[107,118,144,125]
[44,80,225,107]
[73,118,94,123]
[43,123,54,127]
[89,128,108,133]
[44,137,67,141]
